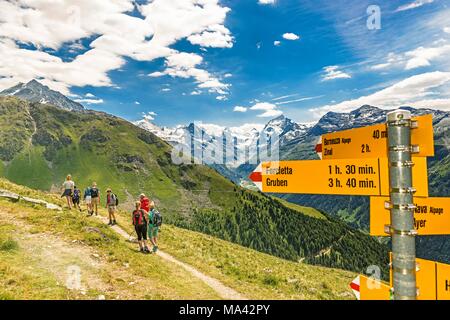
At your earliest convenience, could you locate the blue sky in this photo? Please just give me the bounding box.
[1,0,450,127]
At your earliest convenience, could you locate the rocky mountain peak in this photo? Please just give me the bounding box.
[0,79,84,112]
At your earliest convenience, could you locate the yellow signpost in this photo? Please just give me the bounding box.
[359,275,391,300]
[249,157,428,197]
[389,255,450,300]
[370,196,450,236]
[316,114,434,160]
[351,257,450,300]
[350,275,391,300]
[437,262,450,300]
[249,110,443,300]
[416,258,438,300]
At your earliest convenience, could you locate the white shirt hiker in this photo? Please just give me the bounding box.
[63,180,75,190]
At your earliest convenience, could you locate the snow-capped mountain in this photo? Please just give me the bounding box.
[0,80,84,111]
[134,119,187,145]
[263,115,312,144]
[309,105,449,136]
[134,114,313,167]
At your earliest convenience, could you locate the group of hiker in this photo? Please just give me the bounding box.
[61,175,161,253]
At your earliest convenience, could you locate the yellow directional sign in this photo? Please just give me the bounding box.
[250,157,428,197]
[389,255,450,300]
[416,258,438,300]
[437,262,450,300]
[389,256,436,300]
[360,275,391,300]
[370,196,450,236]
[316,114,434,160]
[350,275,391,300]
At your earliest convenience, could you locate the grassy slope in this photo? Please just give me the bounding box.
[0,97,389,274]
[276,198,326,219]
[0,202,220,300]
[0,179,355,300]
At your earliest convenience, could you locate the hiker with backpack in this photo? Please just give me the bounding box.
[61,175,75,209]
[139,193,152,214]
[132,201,150,253]
[72,186,82,212]
[90,182,100,216]
[105,188,118,226]
[148,206,162,253]
[83,185,93,215]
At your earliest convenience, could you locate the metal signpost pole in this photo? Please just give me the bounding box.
[386,109,417,300]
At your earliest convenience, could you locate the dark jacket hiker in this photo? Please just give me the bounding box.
[132,201,150,253]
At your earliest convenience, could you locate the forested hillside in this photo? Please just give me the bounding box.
[174,190,388,273]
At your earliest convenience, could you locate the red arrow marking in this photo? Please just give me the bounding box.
[350,281,360,292]
[249,171,262,182]
[315,143,322,153]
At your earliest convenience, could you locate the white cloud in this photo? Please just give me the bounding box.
[148,72,165,78]
[444,27,450,34]
[272,93,300,101]
[187,24,233,48]
[161,88,171,92]
[233,102,282,117]
[310,71,450,117]
[275,95,323,105]
[258,0,276,5]
[395,0,434,12]
[257,109,283,118]
[250,102,275,111]
[223,73,232,78]
[321,65,351,81]
[74,92,103,104]
[75,98,104,104]
[370,39,450,71]
[67,93,81,99]
[142,111,157,121]
[404,98,450,109]
[371,62,392,70]
[167,52,203,69]
[371,43,450,71]
[198,79,229,95]
[190,90,202,95]
[148,51,229,95]
[369,52,402,70]
[282,33,300,41]
[405,45,450,70]
[274,40,281,46]
[135,101,140,105]
[250,102,282,117]
[216,95,227,101]
[0,0,233,95]
[68,41,85,53]
[233,106,247,112]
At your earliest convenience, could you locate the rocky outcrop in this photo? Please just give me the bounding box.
[0,189,62,210]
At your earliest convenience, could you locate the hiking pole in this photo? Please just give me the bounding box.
[386,109,417,300]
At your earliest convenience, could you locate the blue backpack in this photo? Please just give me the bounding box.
[73,189,80,200]
[151,209,162,227]
[84,187,91,198]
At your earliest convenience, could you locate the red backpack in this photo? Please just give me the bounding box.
[132,209,147,226]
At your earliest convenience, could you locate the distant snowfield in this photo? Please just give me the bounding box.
[134,115,314,167]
